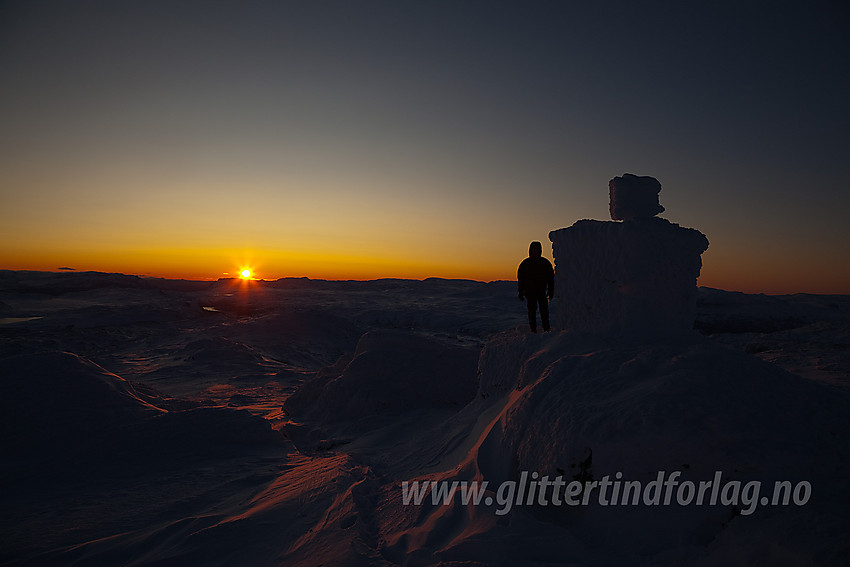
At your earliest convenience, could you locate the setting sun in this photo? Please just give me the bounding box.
[241,269,251,279]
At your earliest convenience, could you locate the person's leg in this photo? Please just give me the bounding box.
[540,295,550,332]
[526,295,537,332]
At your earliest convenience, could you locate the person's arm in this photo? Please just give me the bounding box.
[546,261,555,300]
[517,263,525,300]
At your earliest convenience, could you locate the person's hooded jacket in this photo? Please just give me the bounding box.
[517,241,554,298]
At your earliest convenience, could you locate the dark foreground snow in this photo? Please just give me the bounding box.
[1,270,848,566]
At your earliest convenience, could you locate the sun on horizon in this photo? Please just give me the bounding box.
[241,269,251,279]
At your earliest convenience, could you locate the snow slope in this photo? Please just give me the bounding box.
[1,272,848,565]
[275,329,850,565]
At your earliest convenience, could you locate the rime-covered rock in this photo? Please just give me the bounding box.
[609,173,664,220]
[549,175,708,334]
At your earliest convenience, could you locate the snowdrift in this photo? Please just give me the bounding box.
[285,330,479,438]
[282,328,849,565]
[374,330,850,565]
[0,351,285,473]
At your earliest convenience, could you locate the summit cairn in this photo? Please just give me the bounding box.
[549,174,709,334]
[609,173,664,220]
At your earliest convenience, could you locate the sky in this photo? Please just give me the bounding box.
[1,0,848,293]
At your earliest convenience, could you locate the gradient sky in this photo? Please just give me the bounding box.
[1,1,848,293]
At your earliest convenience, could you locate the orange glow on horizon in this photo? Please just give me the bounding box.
[1,245,848,294]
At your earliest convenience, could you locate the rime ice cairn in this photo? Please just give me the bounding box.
[548,174,709,334]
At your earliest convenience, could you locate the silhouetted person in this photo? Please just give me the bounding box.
[517,241,554,333]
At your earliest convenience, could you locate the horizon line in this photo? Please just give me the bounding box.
[1,268,846,297]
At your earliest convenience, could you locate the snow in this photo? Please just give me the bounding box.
[285,330,479,432]
[367,329,850,565]
[1,271,849,565]
[479,332,848,558]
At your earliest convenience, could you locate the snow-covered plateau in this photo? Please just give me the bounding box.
[1,269,848,566]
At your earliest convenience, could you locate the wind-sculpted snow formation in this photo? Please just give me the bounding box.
[285,329,478,433]
[280,330,849,566]
[399,331,850,564]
